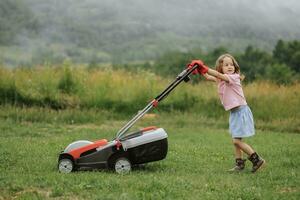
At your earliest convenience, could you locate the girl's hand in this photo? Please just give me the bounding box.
[198,64,209,75]
[189,60,208,75]
[190,60,204,68]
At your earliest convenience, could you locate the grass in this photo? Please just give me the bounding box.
[0,107,299,199]
[1,65,300,133]
[0,66,299,199]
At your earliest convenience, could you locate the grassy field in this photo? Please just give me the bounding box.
[0,107,299,200]
[0,66,299,199]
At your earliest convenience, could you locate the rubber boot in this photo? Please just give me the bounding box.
[228,158,246,172]
[248,152,265,173]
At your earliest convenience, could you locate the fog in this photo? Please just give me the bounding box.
[24,0,300,36]
[3,0,300,65]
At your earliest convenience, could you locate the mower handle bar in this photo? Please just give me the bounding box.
[115,64,199,140]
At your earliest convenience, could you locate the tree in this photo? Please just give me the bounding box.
[290,51,300,73]
[265,64,295,85]
[205,47,228,67]
[273,39,287,64]
[237,45,272,81]
[273,40,300,73]
[153,51,192,77]
[152,47,208,77]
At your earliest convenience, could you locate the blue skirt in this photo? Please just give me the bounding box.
[229,105,255,138]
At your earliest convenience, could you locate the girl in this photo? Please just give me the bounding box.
[190,54,265,173]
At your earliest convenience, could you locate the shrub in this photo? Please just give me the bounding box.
[58,61,79,94]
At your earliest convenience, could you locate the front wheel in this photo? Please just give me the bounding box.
[58,158,75,173]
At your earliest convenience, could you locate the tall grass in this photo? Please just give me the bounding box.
[0,65,299,133]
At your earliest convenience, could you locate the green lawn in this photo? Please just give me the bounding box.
[0,110,299,200]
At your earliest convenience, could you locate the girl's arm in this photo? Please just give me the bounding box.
[202,73,218,82]
[190,60,230,82]
[206,68,230,83]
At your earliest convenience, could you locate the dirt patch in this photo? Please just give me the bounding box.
[12,188,51,199]
[278,187,298,194]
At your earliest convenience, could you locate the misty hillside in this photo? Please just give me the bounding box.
[1,0,300,65]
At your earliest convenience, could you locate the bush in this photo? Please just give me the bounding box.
[265,64,295,85]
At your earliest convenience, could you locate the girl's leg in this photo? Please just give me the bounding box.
[234,143,243,158]
[232,138,265,172]
[228,138,246,172]
[232,138,254,156]
[233,137,243,158]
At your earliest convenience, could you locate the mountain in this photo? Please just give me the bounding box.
[1,0,300,65]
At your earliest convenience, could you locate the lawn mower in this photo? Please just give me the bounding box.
[58,63,199,174]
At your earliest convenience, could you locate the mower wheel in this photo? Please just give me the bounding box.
[108,153,132,174]
[114,157,132,174]
[58,158,75,173]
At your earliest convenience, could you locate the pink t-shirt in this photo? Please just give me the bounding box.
[217,74,247,111]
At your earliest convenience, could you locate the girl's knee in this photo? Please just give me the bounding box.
[232,138,242,146]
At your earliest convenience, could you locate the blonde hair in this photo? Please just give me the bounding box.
[215,53,240,74]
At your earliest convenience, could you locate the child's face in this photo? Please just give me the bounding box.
[221,57,235,74]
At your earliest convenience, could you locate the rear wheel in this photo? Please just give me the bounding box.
[58,158,75,173]
[108,153,132,174]
[114,157,132,174]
